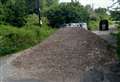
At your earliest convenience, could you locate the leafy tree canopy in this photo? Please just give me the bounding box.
[46,2,89,27]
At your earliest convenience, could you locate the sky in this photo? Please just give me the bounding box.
[59,0,116,9]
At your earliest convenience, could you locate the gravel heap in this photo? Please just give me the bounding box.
[11,28,117,82]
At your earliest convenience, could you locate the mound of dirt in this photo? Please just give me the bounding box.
[12,28,117,82]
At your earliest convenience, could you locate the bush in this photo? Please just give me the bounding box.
[0,24,56,56]
[25,14,39,25]
[7,17,26,27]
[88,20,99,30]
[0,25,36,55]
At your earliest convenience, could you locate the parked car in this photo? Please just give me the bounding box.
[61,23,88,30]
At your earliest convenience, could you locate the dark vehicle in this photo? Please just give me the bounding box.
[99,20,109,31]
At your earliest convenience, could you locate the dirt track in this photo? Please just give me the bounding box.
[92,26,118,47]
[0,28,117,82]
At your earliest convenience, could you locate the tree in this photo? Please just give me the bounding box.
[0,0,8,4]
[110,0,120,59]
[110,11,120,20]
[71,0,79,2]
[46,0,59,7]
[4,0,27,27]
[0,2,5,23]
[25,0,35,14]
[46,2,89,27]
[39,0,59,15]
[95,8,109,20]
[109,0,120,21]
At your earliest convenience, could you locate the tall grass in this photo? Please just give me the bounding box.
[0,24,56,56]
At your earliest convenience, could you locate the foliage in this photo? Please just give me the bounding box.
[110,11,120,21]
[39,0,59,15]
[0,2,5,24]
[87,7,111,30]
[25,14,39,25]
[25,0,35,14]
[116,22,120,59]
[0,0,59,27]
[0,0,28,27]
[0,24,56,56]
[110,0,120,59]
[117,29,120,59]
[95,8,109,20]
[88,20,99,30]
[46,2,89,27]
[0,0,58,56]
[0,13,56,56]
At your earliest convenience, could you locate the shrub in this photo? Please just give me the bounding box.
[88,20,99,30]
[25,14,39,26]
[0,25,36,55]
[0,24,56,56]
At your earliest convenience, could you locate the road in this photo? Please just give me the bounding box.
[92,26,118,47]
[0,27,118,82]
[0,50,45,82]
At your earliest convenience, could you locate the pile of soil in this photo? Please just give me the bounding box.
[12,28,117,82]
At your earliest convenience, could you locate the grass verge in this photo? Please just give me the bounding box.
[0,24,56,56]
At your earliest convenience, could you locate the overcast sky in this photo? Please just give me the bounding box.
[59,0,116,9]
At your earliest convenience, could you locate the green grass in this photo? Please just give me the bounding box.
[0,24,56,56]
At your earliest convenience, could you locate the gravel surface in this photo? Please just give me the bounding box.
[92,26,118,47]
[0,28,117,82]
[80,62,120,82]
[92,31,117,47]
[11,28,117,82]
